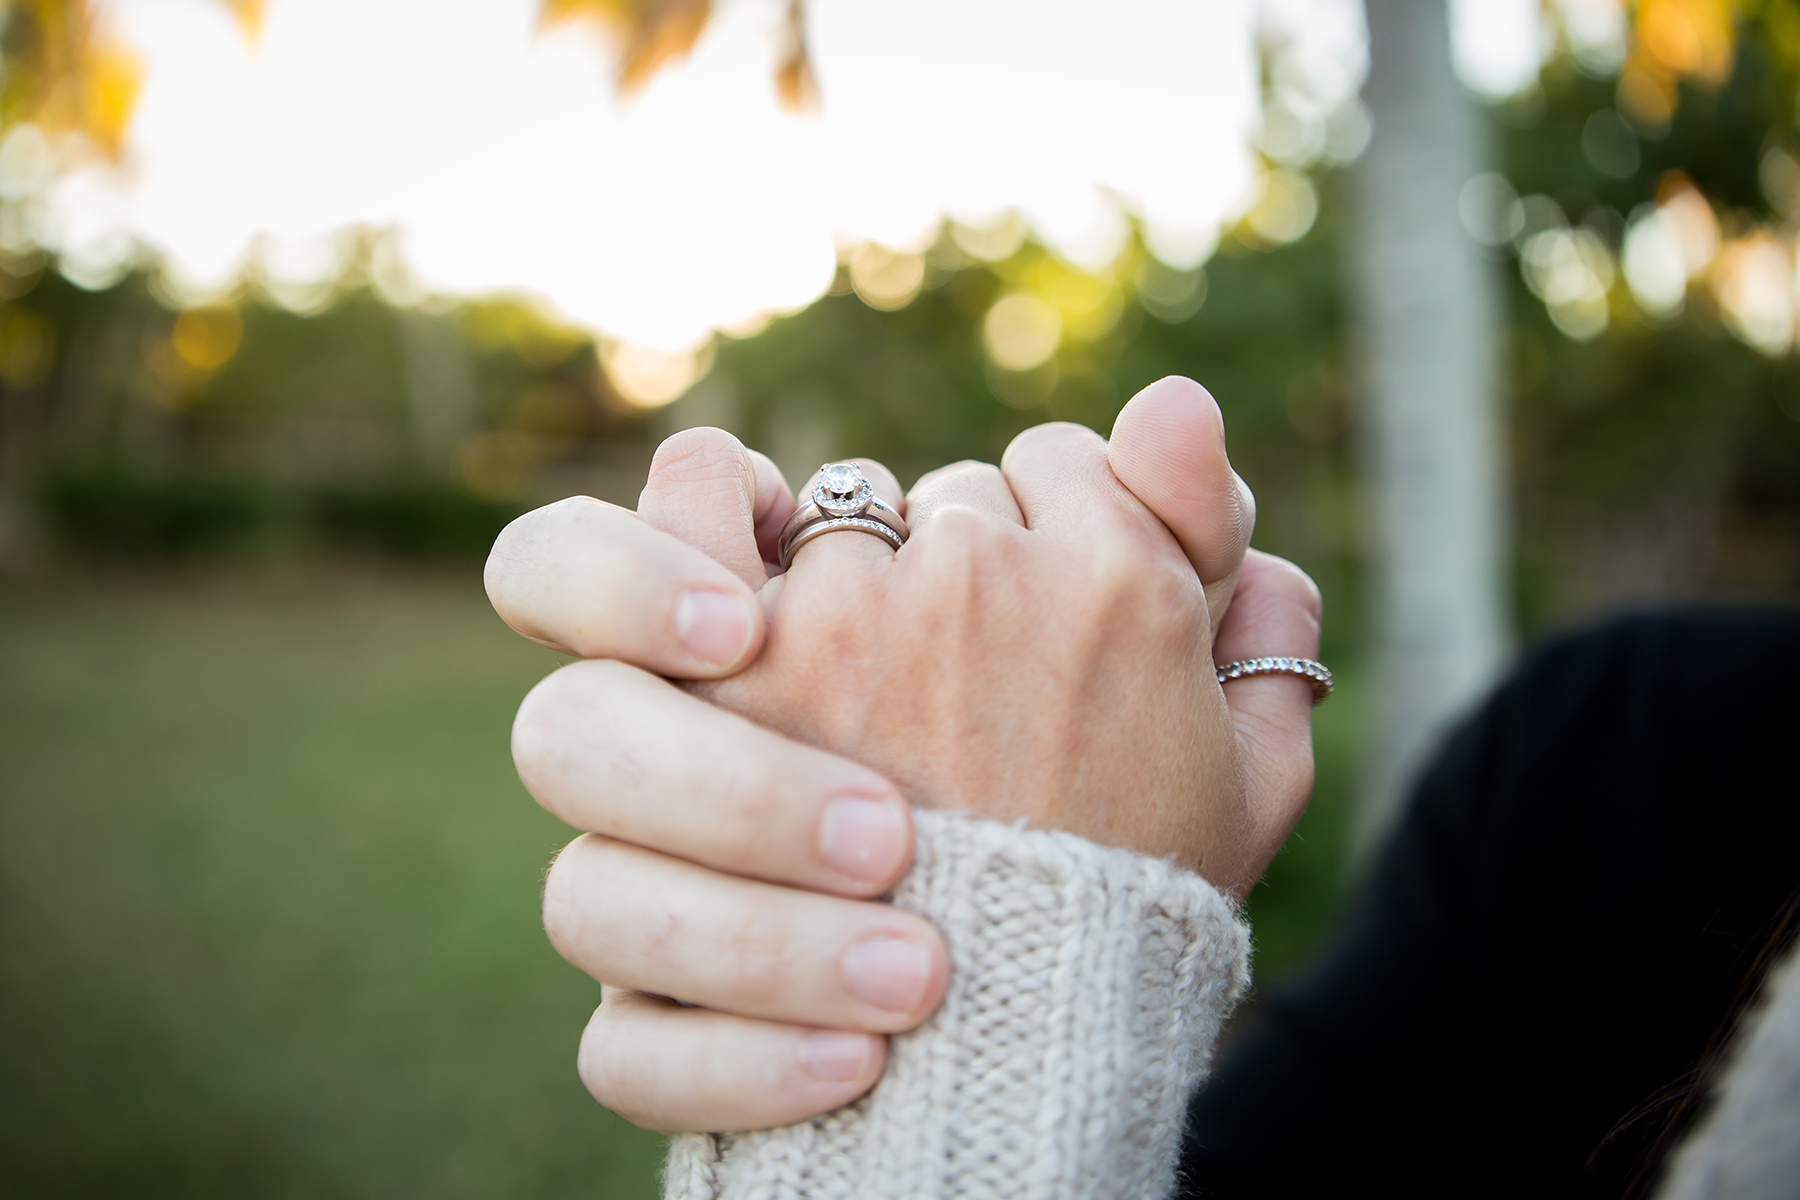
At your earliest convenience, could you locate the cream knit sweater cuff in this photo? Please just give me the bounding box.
[664,809,1253,1200]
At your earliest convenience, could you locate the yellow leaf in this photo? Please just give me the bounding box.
[1633,0,1735,86]
[774,0,817,112]
[539,0,713,93]
[538,0,815,105]
[225,0,267,44]
[80,34,142,156]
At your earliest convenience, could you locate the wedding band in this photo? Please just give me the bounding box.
[777,461,911,569]
[1216,656,1334,704]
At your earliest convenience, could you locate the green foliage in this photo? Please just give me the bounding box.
[34,467,284,557]
[310,484,526,559]
[33,466,525,561]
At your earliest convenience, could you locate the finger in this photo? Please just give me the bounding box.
[1213,549,1324,876]
[579,989,885,1132]
[750,450,798,568]
[485,496,763,676]
[514,660,914,897]
[997,422,1121,535]
[1108,376,1256,632]
[544,835,948,1032]
[904,459,1024,531]
[638,427,768,589]
[783,457,907,573]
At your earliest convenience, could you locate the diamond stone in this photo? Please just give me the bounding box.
[813,462,873,515]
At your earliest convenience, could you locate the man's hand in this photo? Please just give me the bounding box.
[485,377,1323,1133]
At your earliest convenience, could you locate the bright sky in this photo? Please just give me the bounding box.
[12,0,1572,357]
[42,0,1275,353]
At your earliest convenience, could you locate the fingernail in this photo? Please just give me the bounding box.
[818,796,907,885]
[842,937,932,1014]
[799,1030,874,1083]
[675,590,754,668]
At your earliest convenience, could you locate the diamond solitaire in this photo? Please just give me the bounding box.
[813,462,874,516]
[777,460,910,568]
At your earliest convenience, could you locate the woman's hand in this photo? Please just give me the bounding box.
[485,377,1324,1132]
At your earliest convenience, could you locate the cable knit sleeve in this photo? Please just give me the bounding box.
[663,808,1253,1200]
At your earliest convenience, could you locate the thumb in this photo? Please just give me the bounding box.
[1107,376,1255,637]
[1213,549,1324,886]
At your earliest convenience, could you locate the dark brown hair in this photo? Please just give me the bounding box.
[1603,884,1800,1199]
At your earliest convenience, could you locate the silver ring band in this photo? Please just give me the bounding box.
[779,494,908,547]
[1216,656,1333,704]
[781,515,906,565]
[777,462,911,569]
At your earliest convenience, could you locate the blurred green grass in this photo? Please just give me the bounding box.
[0,568,665,1199]
[0,566,1355,1197]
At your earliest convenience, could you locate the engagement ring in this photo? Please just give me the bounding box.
[776,462,911,569]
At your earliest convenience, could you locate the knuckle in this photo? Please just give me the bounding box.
[1006,420,1100,459]
[512,661,614,789]
[511,670,567,768]
[516,658,632,728]
[576,1005,644,1120]
[920,504,1014,562]
[1083,512,1155,588]
[540,837,590,959]
[1081,521,1204,633]
[913,459,998,492]
[547,493,609,528]
[645,429,754,498]
[482,515,531,601]
[485,501,569,613]
[1001,421,1106,477]
[489,496,599,563]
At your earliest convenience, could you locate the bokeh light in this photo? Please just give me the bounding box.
[13,0,1295,369]
[848,243,926,311]
[983,293,1061,372]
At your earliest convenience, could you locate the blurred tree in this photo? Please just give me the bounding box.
[1,0,1796,788]
[1351,0,1510,859]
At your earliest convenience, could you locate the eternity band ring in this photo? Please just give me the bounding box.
[1216,656,1334,704]
[777,461,911,570]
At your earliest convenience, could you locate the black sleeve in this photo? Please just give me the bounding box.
[1176,609,1800,1200]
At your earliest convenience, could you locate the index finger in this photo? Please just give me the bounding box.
[485,496,764,677]
[513,659,915,897]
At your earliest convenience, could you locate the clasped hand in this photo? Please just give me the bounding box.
[485,377,1323,1133]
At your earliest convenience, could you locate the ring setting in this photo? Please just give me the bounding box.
[814,462,875,516]
[776,462,910,570]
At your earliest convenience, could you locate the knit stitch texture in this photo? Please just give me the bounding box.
[664,809,1252,1200]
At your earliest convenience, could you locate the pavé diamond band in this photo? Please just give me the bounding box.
[1215,656,1334,704]
[777,462,911,569]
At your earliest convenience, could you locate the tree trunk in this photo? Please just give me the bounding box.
[1351,0,1510,861]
